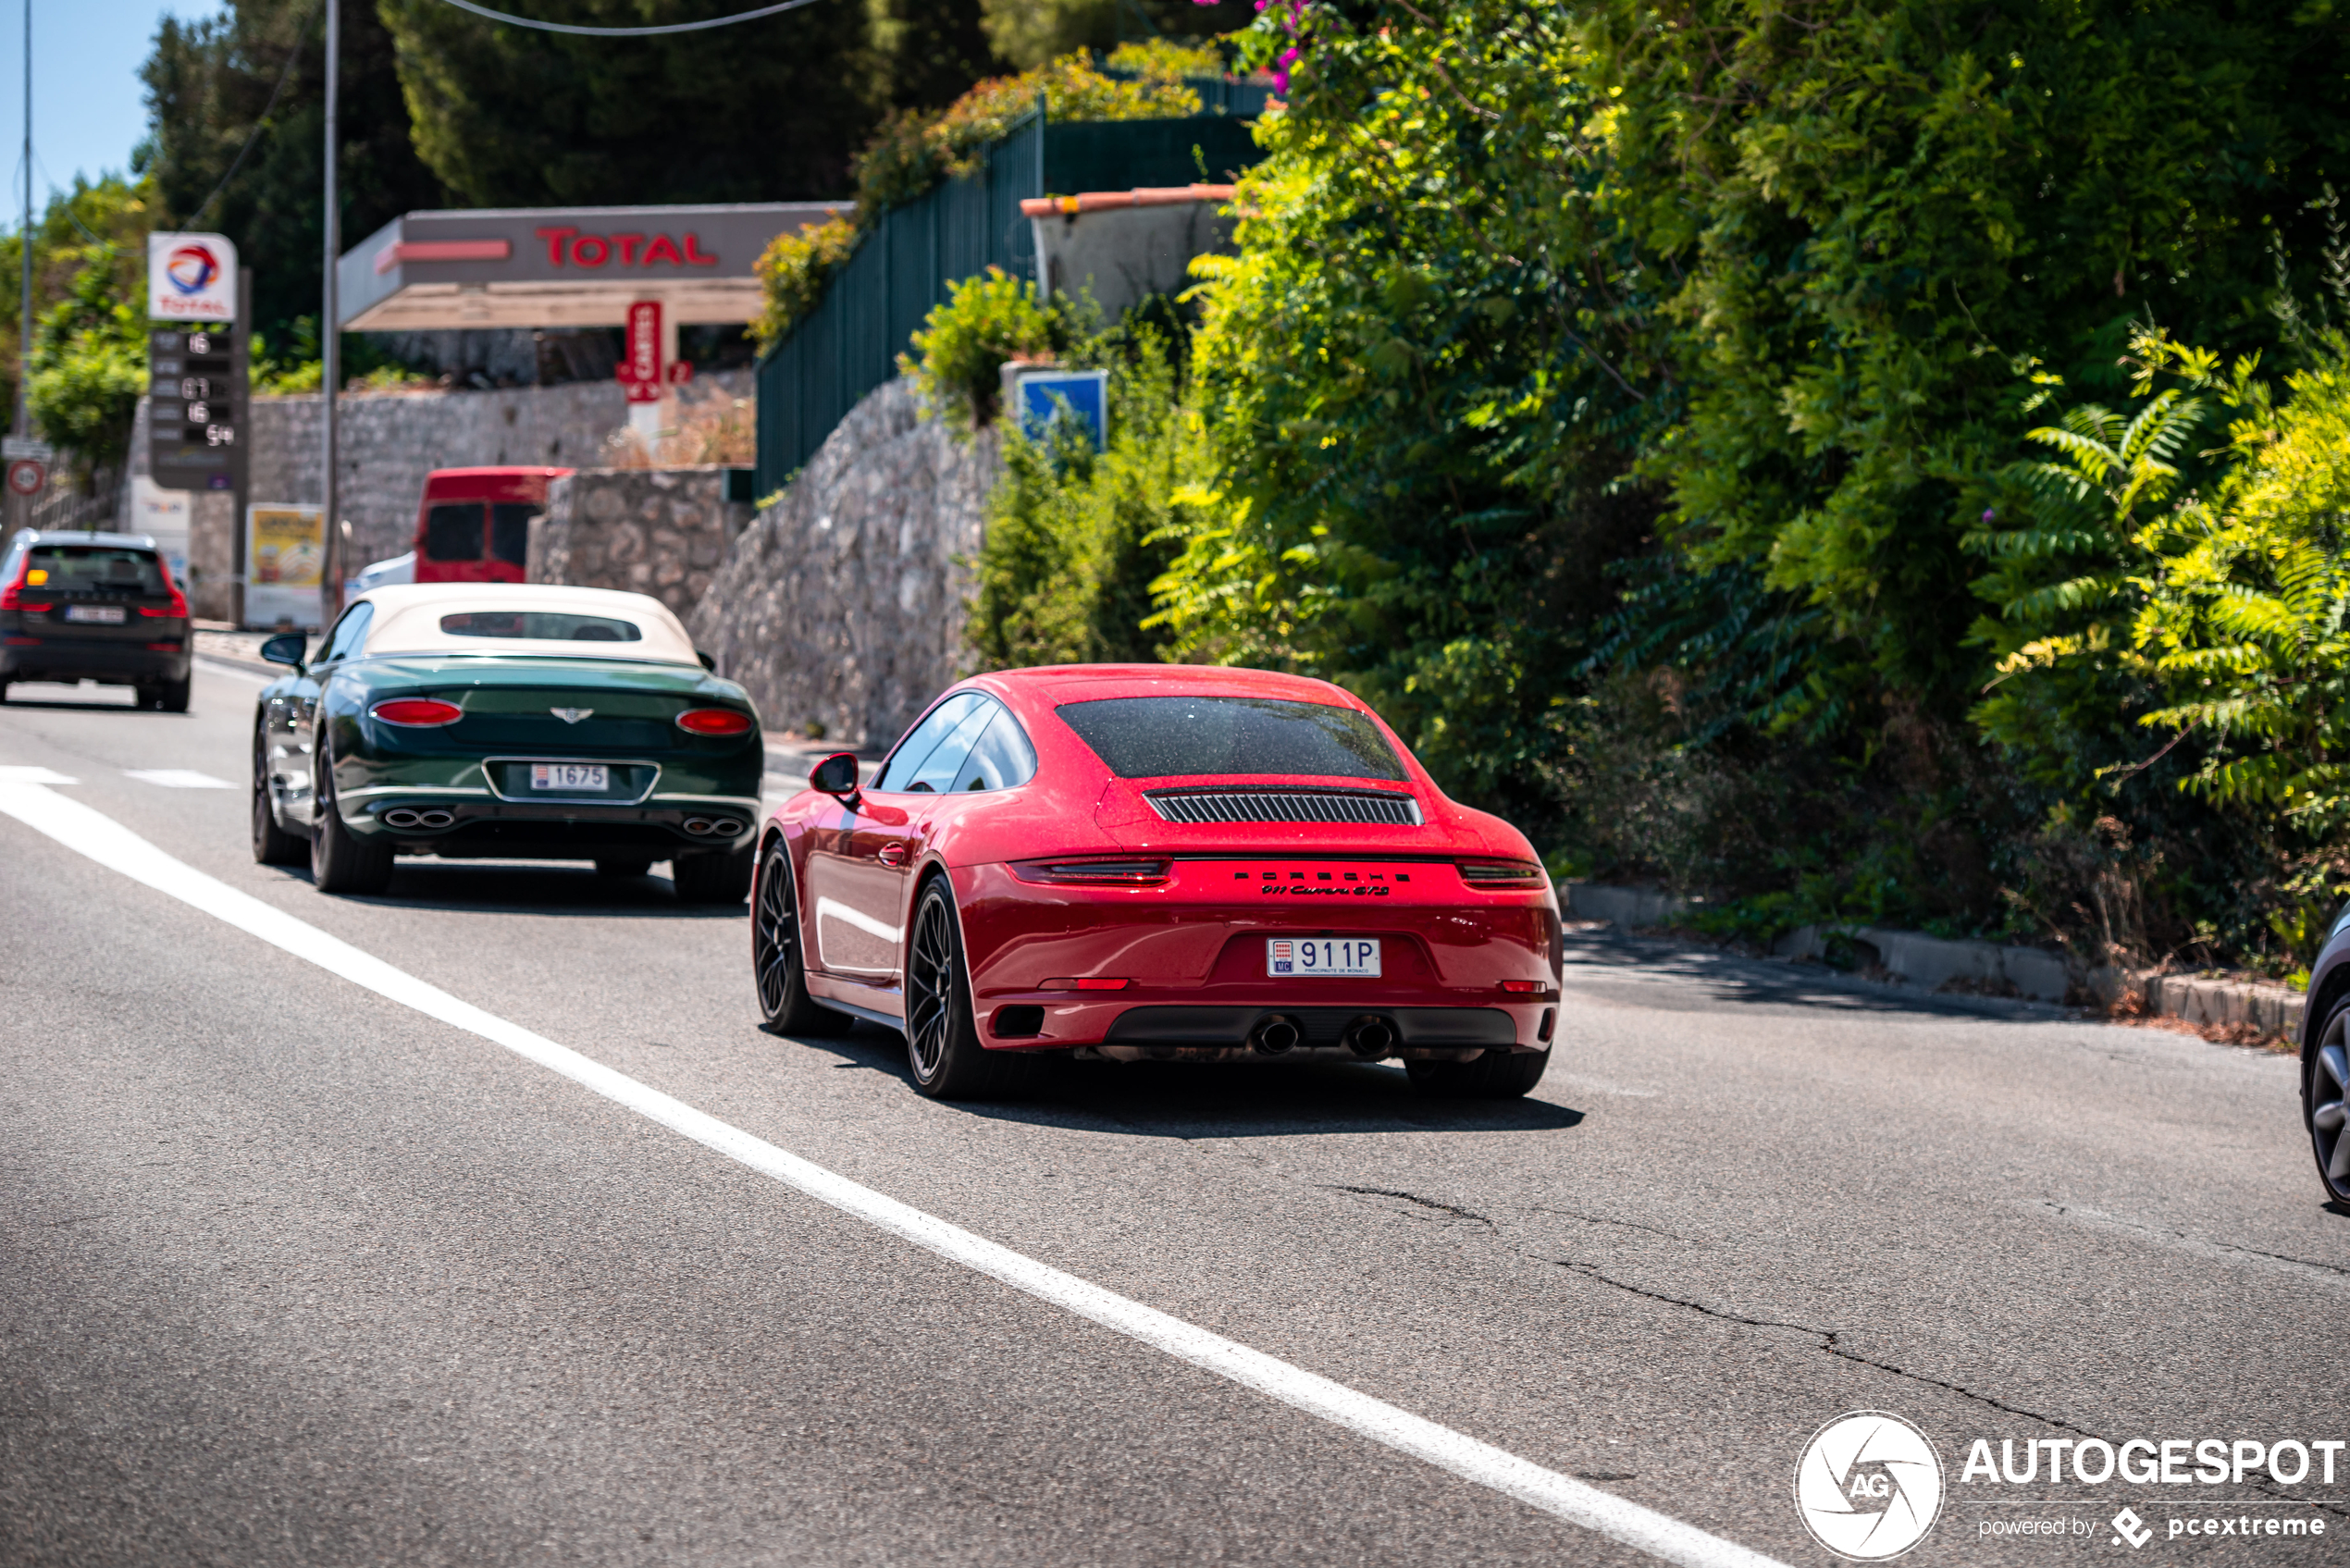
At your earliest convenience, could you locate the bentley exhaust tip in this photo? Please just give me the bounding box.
[1251,1014,1303,1056]
[1343,1015,1397,1060]
[381,809,420,828]
[415,809,454,829]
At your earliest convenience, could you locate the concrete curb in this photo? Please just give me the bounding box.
[1558,882,2307,1039]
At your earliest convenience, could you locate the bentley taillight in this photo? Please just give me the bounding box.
[371,698,464,726]
[676,707,754,736]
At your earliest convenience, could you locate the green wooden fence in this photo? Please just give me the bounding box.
[752,108,1265,496]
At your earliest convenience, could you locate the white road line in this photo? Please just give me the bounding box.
[0,774,1787,1568]
[124,769,235,789]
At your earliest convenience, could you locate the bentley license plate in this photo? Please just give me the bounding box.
[530,762,607,792]
[64,604,126,623]
[1268,938,1381,978]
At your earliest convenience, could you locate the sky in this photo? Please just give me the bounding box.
[0,0,229,218]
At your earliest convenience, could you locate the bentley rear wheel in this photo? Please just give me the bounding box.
[904,877,1029,1100]
[753,841,849,1036]
[309,740,393,895]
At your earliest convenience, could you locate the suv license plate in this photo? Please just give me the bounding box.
[1268,938,1381,978]
[530,763,608,792]
[64,604,126,623]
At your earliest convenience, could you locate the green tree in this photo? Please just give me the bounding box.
[873,0,1004,112]
[0,176,156,426]
[979,0,1254,68]
[142,0,445,353]
[377,0,879,206]
[29,247,151,483]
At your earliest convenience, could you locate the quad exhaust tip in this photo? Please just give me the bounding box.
[1250,1014,1303,1056]
[1343,1014,1397,1060]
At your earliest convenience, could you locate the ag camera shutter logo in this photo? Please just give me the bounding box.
[1794,1410,1945,1560]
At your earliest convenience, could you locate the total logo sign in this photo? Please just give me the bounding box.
[147,231,238,322]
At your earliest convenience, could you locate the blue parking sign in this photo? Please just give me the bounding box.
[1014,369,1109,451]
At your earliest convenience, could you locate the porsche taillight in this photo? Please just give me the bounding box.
[1011,858,1171,886]
[1455,860,1547,889]
[371,698,464,726]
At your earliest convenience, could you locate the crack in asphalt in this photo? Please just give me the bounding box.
[1552,1258,2350,1522]
[1322,1185,1493,1227]
[2038,1201,2350,1281]
[1528,1204,1701,1243]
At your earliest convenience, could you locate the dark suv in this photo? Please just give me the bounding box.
[0,530,193,710]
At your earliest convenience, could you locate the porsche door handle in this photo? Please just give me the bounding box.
[876,845,907,868]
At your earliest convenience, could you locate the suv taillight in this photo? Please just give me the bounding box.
[140,563,191,619]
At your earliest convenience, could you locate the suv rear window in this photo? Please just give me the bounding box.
[28,546,167,594]
[1057,696,1405,781]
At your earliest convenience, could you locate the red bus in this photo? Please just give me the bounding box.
[412,466,575,585]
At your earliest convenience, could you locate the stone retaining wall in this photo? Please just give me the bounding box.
[527,467,754,623]
[688,377,999,749]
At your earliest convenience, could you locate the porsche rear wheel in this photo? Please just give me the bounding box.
[251,723,304,866]
[753,841,849,1036]
[904,878,1030,1100]
[310,739,393,895]
[1406,1047,1551,1099]
[2307,998,2350,1203]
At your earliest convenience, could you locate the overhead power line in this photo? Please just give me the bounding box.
[429,0,825,37]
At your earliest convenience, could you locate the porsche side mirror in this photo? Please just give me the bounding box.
[260,632,307,671]
[810,751,860,799]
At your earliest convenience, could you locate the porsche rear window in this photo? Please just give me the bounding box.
[1057,696,1405,781]
[438,611,641,642]
[28,546,166,594]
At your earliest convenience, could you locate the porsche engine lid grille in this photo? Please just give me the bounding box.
[1144,788,1423,827]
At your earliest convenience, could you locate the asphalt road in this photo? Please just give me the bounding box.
[3,661,2344,1568]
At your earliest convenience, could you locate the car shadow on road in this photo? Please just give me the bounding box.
[777,1020,1587,1138]
[1560,925,2078,1025]
[271,860,745,918]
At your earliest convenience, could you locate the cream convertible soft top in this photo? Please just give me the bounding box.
[354,583,702,666]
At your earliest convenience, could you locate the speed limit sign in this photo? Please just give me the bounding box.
[6,459,45,496]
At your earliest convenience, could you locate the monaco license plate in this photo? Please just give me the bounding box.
[1268,937,1381,978]
[530,762,608,793]
[64,604,126,623]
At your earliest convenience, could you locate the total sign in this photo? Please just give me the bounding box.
[148,232,238,322]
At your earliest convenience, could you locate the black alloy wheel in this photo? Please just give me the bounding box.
[903,878,1031,1100]
[752,841,848,1035]
[251,722,305,866]
[2308,999,2350,1203]
[1405,1046,1552,1099]
[309,735,394,895]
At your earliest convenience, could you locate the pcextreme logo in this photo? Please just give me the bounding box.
[1795,1410,1947,1561]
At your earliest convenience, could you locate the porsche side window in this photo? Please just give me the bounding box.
[1057,695,1407,781]
[954,708,1037,791]
[905,699,1000,794]
[872,692,986,793]
[320,602,374,663]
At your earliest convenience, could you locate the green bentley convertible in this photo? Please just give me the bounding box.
[252,583,763,901]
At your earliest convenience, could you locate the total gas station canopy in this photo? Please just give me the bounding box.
[336,203,846,332]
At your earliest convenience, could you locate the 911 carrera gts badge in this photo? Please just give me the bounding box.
[550,708,593,724]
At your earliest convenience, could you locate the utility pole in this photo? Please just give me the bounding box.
[318,0,339,627]
[17,0,29,441]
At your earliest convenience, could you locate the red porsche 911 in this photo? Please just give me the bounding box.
[750,665,1563,1100]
